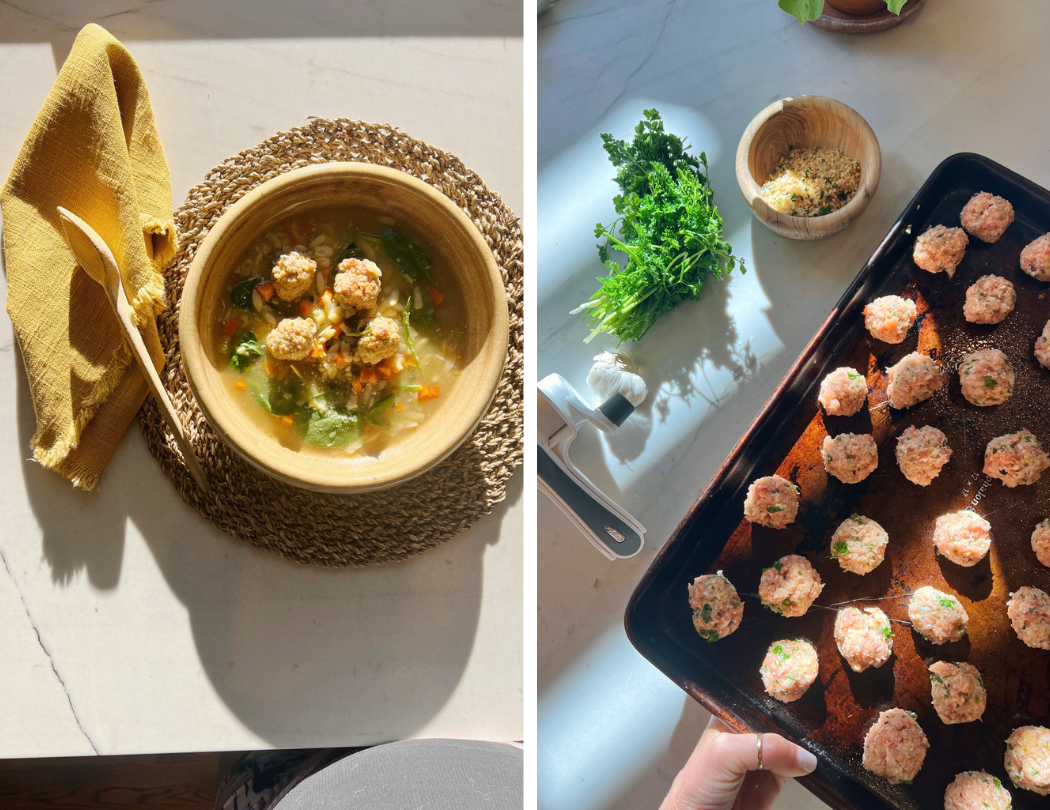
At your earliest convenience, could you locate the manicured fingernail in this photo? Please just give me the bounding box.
[797,749,817,772]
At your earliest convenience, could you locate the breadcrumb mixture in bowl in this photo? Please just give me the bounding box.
[759,145,860,217]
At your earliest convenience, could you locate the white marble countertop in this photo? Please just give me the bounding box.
[0,0,522,758]
[537,0,1050,807]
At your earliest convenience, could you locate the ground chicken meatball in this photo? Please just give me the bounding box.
[830,514,888,575]
[818,367,867,416]
[356,316,401,365]
[759,555,824,617]
[264,317,317,361]
[960,191,1015,243]
[1035,321,1050,370]
[1021,233,1050,282]
[1005,725,1050,795]
[909,586,968,644]
[896,425,952,486]
[271,251,317,301]
[688,572,744,643]
[760,639,820,703]
[863,708,929,785]
[929,661,986,724]
[914,225,968,277]
[822,433,878,484]
[1007,586,1050,650]
[964,275,1016,324]
[959,348,1014,406]
[944,770,1012,810]
[984,429,1050,488]
[1032,519,1050,568]
[887,352,944,409]
[333,258,382,313]
[864,295,918,344]
[933,510,992,568]
[834,606,893,672]
[743,475,800,529]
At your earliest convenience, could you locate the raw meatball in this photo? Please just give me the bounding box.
[984,429,1050,488]
[964,275,1016,325]
[356,315,401,365]
[1005,725,1050,795]
[1032,519,1050,568]
[864,295,918,344]
[1021,233,1050,281]
[863,708,929,785]
[271,251,317,301]
[944,770,1012,810]
[333,257,383,313]
[933,510,992,568]
[834,606,893,672]
[688,572,743,643]
[1035,320,1050,369]
[959,348,1014,406]
[1007,586,1050,650]
[960,191,1014,243]
[760,639,820,703]
[743,475,799,529]
[818,367,867,416]
[759,555,824,617]
[887,352,944,409]
[264,317,316,361]
[822,433,878,484]
[896,425,952,486]
[830,514,888,575]
[913,225,968,277]
[909,586,968,644]
[929,661,986,724]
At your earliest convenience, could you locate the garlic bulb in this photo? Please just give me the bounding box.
[586,351,647,406]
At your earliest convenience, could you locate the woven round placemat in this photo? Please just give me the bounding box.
[139,118,523,566]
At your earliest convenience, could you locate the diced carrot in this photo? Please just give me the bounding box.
[281,415,295,427]
[429,288,444,306]
[304,219,316,240]
[375,360,394,379]
[418,384,441,400]
[223,318,240,336]
[234,380,248,392]
[396,402,404,413]
[257,282,275,302]
[264,359,277,376]
[352,379,363,395]
[359,366,378,384]
[309,341,327,361]
[334,353,348,367]
[403,355,417,368]
[299,300,313,317]
[281,219,296,239]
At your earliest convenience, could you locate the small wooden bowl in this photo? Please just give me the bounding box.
[736,96,881,240]
[179,163,509,493]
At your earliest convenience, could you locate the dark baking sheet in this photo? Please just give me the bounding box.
[625,153,1050,810]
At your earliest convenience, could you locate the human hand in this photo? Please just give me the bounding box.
[660,716,818,810]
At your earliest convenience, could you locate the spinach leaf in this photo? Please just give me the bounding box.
[231,278,263,312]
[366,394,395,427]
[294,393,361,448]
[228,331,263,372]
[246,365,302,415]
[380,229,432,282]
[333,241,366,268]
[409,287,436,327]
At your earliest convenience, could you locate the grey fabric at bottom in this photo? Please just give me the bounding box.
[274,739,523,809]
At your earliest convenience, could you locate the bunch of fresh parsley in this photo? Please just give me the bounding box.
[574,109,743,344]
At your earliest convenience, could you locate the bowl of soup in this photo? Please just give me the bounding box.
[179,163,509,493]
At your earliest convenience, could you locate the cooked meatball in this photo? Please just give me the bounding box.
[1005,725,1050,795]
[760,638,820,703]
[960,191,1014,243]
[913,225,968,277]
[863,708,929,785]
[929,661,986,724]
[759,554,824,617]
[984,429,1050,487]
[333,257,383,313]
[887,352,944,409]
[964,275,1016,324]
[909,586,968,644]
[823,433,878,484]
[1007,586,1050,650]
[356,315,401,365]
[864,295,918,344]
[271,251,317,301]
[959,348,1014,406]
[1035,320,1050,370]
[743,475,799,529]
[819,367,867,416]
[1032,519,1050,568]
[688,572,744,643]
[933,510,991,568]
[1021,233,1050,282]
[834,606,893,672]
[896,425,952,486]
[944,770,1012,810]
[830,514,888,575]
[264,317,316,361]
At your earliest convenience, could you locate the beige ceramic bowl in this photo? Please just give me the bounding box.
[736,95,881,240]
[180,163,509,493]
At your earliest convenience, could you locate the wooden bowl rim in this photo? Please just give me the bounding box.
[179,162,509,493]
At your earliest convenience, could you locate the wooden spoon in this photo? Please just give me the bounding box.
[56,206,211,493]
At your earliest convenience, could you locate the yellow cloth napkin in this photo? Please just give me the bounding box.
[2,23,177,490]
